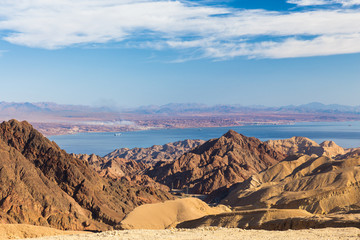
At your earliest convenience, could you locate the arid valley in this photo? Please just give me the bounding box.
[1,0,360,238]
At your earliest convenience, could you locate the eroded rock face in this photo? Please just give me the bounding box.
[146,130,286,194]
[266,137,324,156]
[72,153,148,178]
[105,139,205,164]
[0,120,173,231]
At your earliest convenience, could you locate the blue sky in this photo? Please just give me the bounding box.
[0,0,359,107]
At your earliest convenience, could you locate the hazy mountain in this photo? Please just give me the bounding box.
[1,101,360,123]
[278,102,360,113]
[0,101,113,115]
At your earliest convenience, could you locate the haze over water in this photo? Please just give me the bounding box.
[50,121,360,156]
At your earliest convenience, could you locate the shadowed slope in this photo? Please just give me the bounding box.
[0,120,173,230]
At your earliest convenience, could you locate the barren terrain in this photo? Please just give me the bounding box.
[10,227,360,240]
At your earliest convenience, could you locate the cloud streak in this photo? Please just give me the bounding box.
[287,0,360,7]
[0,0,360,59]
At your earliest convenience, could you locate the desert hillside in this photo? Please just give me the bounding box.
[0,120,173,231]
[221,154,360,214]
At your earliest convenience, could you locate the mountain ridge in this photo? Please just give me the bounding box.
[105,139,205,164]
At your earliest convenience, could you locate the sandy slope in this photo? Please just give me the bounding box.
[14,228,360,240]
[119,198,230,229]
[0,224,83,240]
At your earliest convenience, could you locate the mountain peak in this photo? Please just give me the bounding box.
[223,129,240,138]
[147,130,286,194]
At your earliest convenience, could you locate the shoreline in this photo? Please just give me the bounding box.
[44,119,351,137]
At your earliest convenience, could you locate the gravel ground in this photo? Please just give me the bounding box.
[18,227,360,240]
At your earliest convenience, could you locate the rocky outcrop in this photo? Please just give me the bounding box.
[72,153,169,191]
[146,130,286,194]
[0,120,173,231]
[319,140,345,157]
[265,136,359,158]
[105,139,204,164]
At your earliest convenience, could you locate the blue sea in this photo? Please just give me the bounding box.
[49,121,360,157]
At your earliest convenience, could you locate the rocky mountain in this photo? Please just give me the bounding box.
[146,130,286,194]
[175,153,360,230]
[104,139,205,164]
[221,154,360,214]
[0,120,173,231]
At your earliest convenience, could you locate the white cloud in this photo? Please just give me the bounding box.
[287,0,360,6]
[0,0,360,59]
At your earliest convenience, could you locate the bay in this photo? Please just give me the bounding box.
[49,121,360,157]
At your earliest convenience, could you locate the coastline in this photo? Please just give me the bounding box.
[47,121,360,156]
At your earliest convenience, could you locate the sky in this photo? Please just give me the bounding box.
[0,0,359,108]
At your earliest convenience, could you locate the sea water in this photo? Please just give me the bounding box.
[49,121,360,157]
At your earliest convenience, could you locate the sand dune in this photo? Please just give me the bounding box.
[119,198,230,229]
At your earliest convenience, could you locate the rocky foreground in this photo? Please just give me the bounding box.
[5,227,360,240]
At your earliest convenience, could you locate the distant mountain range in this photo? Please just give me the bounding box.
[0,101,113,115]
[1,101,360,136]
[1,101,360,116]
[127,102,360,115]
